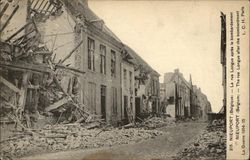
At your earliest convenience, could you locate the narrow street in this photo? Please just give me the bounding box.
[21,122,207,160]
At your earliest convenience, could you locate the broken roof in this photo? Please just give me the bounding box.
[63,0,122,43]
[164,71,191,88]
[63,0,159,76]
[124,44,160,76]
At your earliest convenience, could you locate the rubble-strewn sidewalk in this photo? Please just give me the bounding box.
[173,119,226,160]
[136,116,175,129]
[0,122,165,158]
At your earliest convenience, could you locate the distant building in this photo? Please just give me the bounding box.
[160,83,168,114]
[161,69,211,121]
[0,0,161,125]
[124,45,161,117]
[163,69,191,118]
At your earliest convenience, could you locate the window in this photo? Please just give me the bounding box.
[129,71,132,90]
[123,69,127,87]
[100,44,106,74]
[111,50,116,77]
[152,80,158,95]
[112,87,117,115]
[88,37,95,71]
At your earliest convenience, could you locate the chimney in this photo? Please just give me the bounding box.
[174,68,179,73]
[189,74,193,85]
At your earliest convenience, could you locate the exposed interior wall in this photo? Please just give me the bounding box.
[121,61,135,122]
[42,6,76,66]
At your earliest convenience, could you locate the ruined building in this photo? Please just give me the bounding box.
[161,69,211,121]
[0,0,160,127]
[124,46,160,118]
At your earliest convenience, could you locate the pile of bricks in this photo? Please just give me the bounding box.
[137,116,175,129]
[173,120,226,160]
[1,123,165,158]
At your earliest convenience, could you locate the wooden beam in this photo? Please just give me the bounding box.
[0,3,9,19]
[47,59,89,117]
[5,22,32,42]
[6,113,35,135]
[36,0,46,11]
[39,1,49,13]
[0,5,19,33]
[13,29,36,44]
[45,96,71,112]
[60,40,83,64]
[55,64,85,75]
[0,76,21,94]
[32,0,40,9]
[0,60,53,74]
[34,51,53,55]
[44,2,52,14]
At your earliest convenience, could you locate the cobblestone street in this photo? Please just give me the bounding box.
[21,122,206,160]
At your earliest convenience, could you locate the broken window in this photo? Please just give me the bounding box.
[100,44,106,74]
[112,87,117,115]
[88,37,95,71]
[111,50,116,77]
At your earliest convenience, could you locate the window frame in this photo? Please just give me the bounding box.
[87,37,95,71]
[100,44,106,74]
[111,50,116,77]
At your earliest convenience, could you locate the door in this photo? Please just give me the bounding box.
[88,82,96,113]
[101,85,106,120]
[124,96,128,123]
[135,97,141,116]
[184,106,189,118]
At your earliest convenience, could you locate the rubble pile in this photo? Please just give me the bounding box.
[0,0,98,134]
[1,123,165,158]
[137,116,175,129]
[174,119,226,160]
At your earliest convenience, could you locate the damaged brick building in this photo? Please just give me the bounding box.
[124,45,161,118]
[0,0,160,127]
[161,69,211,121]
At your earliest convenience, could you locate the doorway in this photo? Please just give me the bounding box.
[135,97,141,116]
[124,96,128,123]
[101,85,106,120]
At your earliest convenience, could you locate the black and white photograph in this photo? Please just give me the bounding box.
[0,0,249,160]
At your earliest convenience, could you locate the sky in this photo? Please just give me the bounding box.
[88,0,231,113]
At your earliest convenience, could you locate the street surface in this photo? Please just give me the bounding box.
[21,122,206,160]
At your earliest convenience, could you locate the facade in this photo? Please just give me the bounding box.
[62,0,137,124]
[121,60,135,123]
[163,69,191,118]
[196,88,212,121]
[124,45,161,117]
[160,83,168,114]
[162,69,211,121]
[1,0,160,125]
[190,85,201,118]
